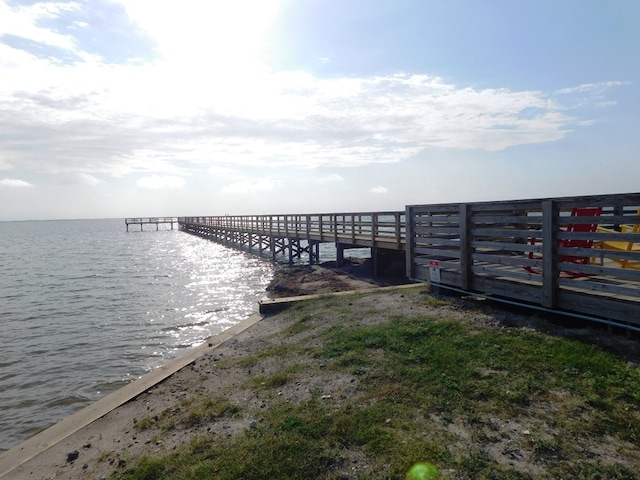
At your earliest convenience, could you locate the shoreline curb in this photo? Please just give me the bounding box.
[259,282,425,314]
[0,313,263,478]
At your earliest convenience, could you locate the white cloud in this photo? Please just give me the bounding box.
[554,81,630,111]
[77,173,102,186]
[116,0,280,67]
[319,174,344,183]
[0,59,599,178]
[0,1,79,51]
[370,185,388,194]
[0,178,34,188]
[208,166,242,178]
[137,175,185,189]
[221,178,282,194]
[58,173,102,186]
[555,81,629,95]
[0,1,626,187]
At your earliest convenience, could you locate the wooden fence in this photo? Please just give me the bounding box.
[406,193,640,326]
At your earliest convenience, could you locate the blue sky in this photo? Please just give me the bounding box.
[0,0,638,220]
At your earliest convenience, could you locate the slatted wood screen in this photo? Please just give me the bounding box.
[406,193,640,326]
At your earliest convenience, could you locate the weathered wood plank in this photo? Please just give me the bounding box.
[557,290,640,327]
[413,247,461,259]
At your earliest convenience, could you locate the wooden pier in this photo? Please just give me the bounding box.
[125,217,178,232]
[128,193,640,329]
[178,212,405,275]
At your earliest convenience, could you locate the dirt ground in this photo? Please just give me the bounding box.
[265,257,410,298]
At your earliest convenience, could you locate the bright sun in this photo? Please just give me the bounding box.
[116,0,281,65]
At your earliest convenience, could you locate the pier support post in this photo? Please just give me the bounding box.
[288,240,294,265]
[372,247,379,277]
[336,243,344,267]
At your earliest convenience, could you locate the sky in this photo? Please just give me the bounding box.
[0,0,638,220]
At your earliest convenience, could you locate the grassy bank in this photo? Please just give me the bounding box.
[114,289,640,479]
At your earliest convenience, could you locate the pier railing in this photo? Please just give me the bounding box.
[179,212,406,250]
[125,217,178,231]
[126,217,178,224]
[406,193,640,326]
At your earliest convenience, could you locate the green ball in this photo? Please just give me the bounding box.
[405,462,440,480]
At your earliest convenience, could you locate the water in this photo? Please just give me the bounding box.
[0,219,275,452]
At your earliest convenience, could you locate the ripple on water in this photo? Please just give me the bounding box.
[0,219,274,451]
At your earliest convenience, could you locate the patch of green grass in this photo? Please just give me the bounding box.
[236,343,302,368]
[116,457,169,480]
[182,396,241,427]
[282,312,316,336]
[420,293,451,308]
[548,460,637,479]
[114,294,640,480]
[251,370,294,389]
[133,416,155,431]
[116,427,339,480]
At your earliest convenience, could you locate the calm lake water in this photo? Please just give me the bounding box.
[0,219,275,452]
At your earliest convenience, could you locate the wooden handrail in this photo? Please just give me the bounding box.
[178,212,406,246]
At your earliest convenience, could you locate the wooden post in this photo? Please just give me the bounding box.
[541,200,558,308]
[372,247,378,277]
[405,206,414,279]
[337,243,344,267]
[285,215,289,240]
[288,239,293,265]
[351,215,356,244]
[371,214,377,246]
[459,204,471,291]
